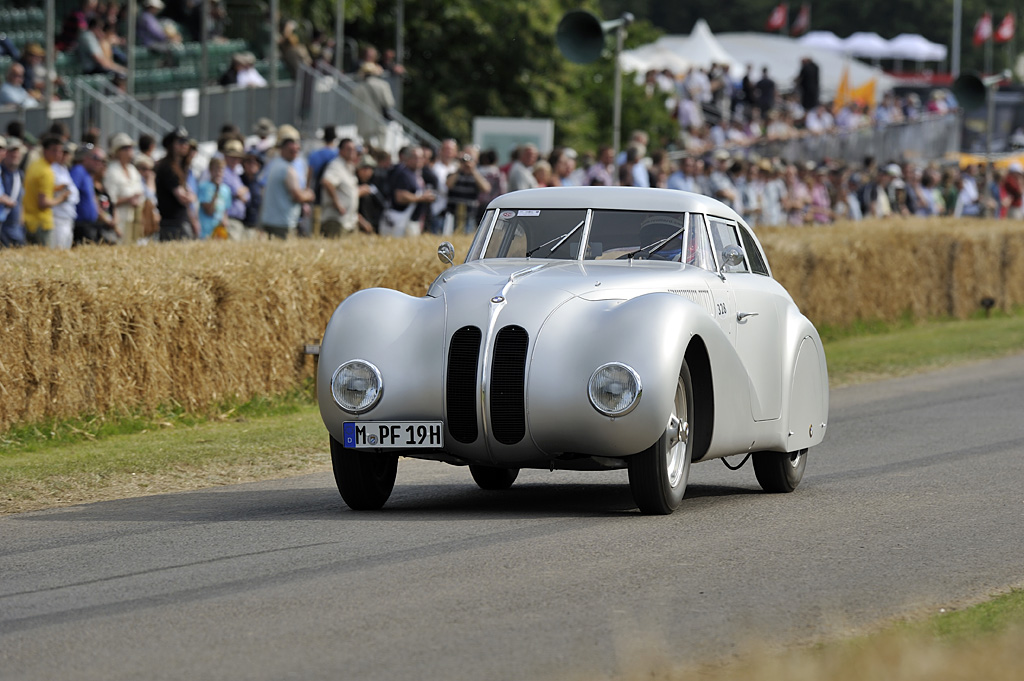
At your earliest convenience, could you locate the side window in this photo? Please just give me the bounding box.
[708,218,749,273]
[685,214,716,271]
[739,227,770,276]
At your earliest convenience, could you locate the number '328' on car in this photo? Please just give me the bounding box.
[317,187,829,514]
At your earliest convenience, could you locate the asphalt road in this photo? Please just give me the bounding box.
[3,355,1024,681]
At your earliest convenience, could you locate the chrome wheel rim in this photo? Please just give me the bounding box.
[666,379,689,488]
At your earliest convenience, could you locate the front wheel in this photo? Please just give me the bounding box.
[753,449,807,493]
[330,436,398,510]
[469,465,520,490]
[628,361,694,515]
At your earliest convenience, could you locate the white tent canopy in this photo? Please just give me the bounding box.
[842,32,893,59]
[797,30,846,52]
[620,23,896,100]
[888,33,948,62]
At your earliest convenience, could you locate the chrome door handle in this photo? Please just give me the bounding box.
[736,311,759,322]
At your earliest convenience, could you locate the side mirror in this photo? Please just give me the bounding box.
[437,241,455,267]
[717,245,744,280]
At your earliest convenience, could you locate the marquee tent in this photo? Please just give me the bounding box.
[620,22,897,100]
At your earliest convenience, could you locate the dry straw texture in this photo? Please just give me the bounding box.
[0,235,472,432]
[2,220,1023,431]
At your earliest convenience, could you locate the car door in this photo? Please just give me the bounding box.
[689,214,736,341]
[707,217,783,422]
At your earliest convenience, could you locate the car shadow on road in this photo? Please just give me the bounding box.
[11,479,761,524]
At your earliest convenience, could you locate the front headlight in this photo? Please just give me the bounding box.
[588,363,642,417]
[331,360,383,414]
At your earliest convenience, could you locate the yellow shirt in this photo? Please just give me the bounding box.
[22,156,56,233]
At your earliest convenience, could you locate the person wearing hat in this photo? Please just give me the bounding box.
[104,132,145,243]
[246,118,277,157]
[18,43,51,98]
[0,135,27,247]
[218,138,251,240]
[235,52,266,88]
[352,59,395,148]
[260,125,314,239]
[49,142,80,249]
[155,127,195,241]
[355,153,383,233]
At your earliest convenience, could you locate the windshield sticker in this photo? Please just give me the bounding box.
[499,210,516,220]
[517,210,542,217]
[640,214,685,229]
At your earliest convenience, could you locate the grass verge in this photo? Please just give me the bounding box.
[2,310,1024,516]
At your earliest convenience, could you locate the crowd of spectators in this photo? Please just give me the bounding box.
[2,109,1016,253]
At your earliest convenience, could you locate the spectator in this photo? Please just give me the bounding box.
[260,124,314,239]
[234,52,266,88]
[57,0,98,52]
[246,118,277,158]
[380,48,405,78]
[353,62,395,148]
[475,148,505,219]
[70,143,105,243]
[50,142,80,249]
[667,156,699,193]
[319,137,361,238]
[585,145,615,186]
[355,154,383,233]
[755,67,776,114]
[794,56,820,113]
[279,19,312,78]
[198,156,231,239]
[0,136,26,247]
[154,127,195,241]
[379,145,435,238]
[446,146,491,233]
[22,135,72,247]
[306,124,339,208]
[1001,163,1024,219]
[429,139,458,233]
[241,152,264,230]
[19,44,54,98]
[134,154,159,240]
[183,139,202,237]
[0,64,40,108]
[79,17,126,76]
[136,0,180,65]
[104,132,145,243]
[219,139,250,240]
[138,133,157,163]
[507,143,539,192]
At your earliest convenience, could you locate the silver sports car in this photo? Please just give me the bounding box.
[318,187,829,514]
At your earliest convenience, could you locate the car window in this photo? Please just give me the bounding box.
[739,226,770,276]
[685,214,716,271]
[708,218,749,273]
[481,209,589,259]
[588,211,685,260]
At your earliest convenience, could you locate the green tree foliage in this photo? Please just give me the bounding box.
[285,0,675,154]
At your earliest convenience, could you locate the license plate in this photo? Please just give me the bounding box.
[342,422,444,449]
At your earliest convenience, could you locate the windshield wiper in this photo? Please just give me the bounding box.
[525,219,586,258]
[624,225,687,261]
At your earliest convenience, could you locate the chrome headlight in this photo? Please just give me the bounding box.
[588,363,642,417]
[331,360,383,414]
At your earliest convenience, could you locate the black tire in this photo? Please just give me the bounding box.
[753,449,807,493]
[628,361,694,515]
[469,465,520,490]
[330,436,398,510]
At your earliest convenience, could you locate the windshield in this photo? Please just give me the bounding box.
[474,209,688,261]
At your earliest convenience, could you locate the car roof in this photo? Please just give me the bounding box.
[487,187,747,225]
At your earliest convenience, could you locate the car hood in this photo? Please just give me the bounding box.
[431,258,697,306]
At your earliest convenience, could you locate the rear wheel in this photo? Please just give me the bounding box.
[628,361,694,515]
[469,465,520,490]
[330,436,398,510]
[753,449,807,493]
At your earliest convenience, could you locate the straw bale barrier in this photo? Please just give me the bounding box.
[1,219,1023,432]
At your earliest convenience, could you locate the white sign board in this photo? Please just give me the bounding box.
[472,117,554,164]
[182,89,200,118]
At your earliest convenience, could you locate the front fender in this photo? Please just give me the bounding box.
[527,292,734,457]
[317,289,446,439]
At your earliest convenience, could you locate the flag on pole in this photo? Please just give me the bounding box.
[790,4,811,36]
[973,11,993,46]
[833,66,850,114]
[766,4,788,32]
[994,13,1015,43]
